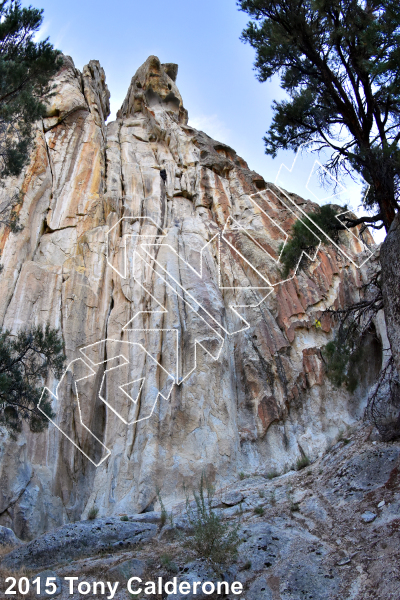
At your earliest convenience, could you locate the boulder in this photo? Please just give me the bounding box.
[107,558,146,580]
[30,571,62,598]
[0,526,22,550]
[0,518,157,570]
[221,491,244,506]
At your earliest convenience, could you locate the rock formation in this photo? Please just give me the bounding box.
[2,428,399,600]
[381,213,400,377]
[0,55,384,540]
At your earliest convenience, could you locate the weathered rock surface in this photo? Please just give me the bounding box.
[0,517,157,570]
[0,525,22,549]
[381,213,400,376]
[30,571,62,598]
[0,54,383,540]
[1,427,398,600]
[107,557,146,580]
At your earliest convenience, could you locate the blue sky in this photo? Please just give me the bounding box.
[28,0,377,237]
[29,0,294,182]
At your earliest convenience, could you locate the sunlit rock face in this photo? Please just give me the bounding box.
[0,55,383,539]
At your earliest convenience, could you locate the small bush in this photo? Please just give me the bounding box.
[258,489,265,498]
[160,554,179,574]
[120,515,129,521]
[88,506,99,520]
[238,471,246,480]
[323,336,364,392]
[322,325,373,394]
[254,506,265,516]
[157,488,173,528]
[296,455,310,470]
[270,490,276,506]
[184,474,241,568]
[266,469,279,480]
[279,204,343,276]
[337,429,350,445]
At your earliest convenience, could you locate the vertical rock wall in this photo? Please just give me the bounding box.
[381,214,400,377]
[0,55,383,539]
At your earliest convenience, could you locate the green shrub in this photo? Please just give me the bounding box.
[184,474,241,567]
[254,506,265,516]
[337,429,350,445]
[120,515,129,521]
[323,333,366,392]
[266,469,279,480]
[323,339,351,387]
[0,324,65,436]
[157,488,173,528]
[279,204,343,277]
[238,471,246,480]
[160,554,179,574]
[296,455,310,470]
[88,506,99,520]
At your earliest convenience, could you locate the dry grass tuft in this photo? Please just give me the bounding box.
[0,565,35,599]
[0,544,14,558]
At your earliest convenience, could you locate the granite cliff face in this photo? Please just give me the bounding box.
[2,427,399,600]
[0,55,384,540]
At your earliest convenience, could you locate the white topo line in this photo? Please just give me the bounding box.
[39,154,374,465]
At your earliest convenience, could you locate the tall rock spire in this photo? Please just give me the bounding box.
[117,55,188,124]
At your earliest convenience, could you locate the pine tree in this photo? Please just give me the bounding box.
[0,0,62,182]
[238,0,400,232]
[0,324,65,436]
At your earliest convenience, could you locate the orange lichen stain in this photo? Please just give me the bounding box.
[258,395,280,433]
[1,131,49,253]
[21,131,49,195]
[46,124,67,150]
[211,174,231,227]
[89,158,102,196]
[0,229,9,254]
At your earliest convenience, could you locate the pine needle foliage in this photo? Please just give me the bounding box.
[239,0,400,231]
[0,1,62,181]
[322,272,384,392]
[279,204,342,276]
[0,324,65,436]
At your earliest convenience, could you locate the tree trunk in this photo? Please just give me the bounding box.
[367,153,397,232]
[380,199,396,232]
[381,213,400,376]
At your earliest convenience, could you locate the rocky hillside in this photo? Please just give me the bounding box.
[1,425,399,600]
[0,55,385,541]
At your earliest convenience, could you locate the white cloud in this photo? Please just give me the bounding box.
[54,23,71,49]
[188,114,231,145]
[33,20,51,42]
